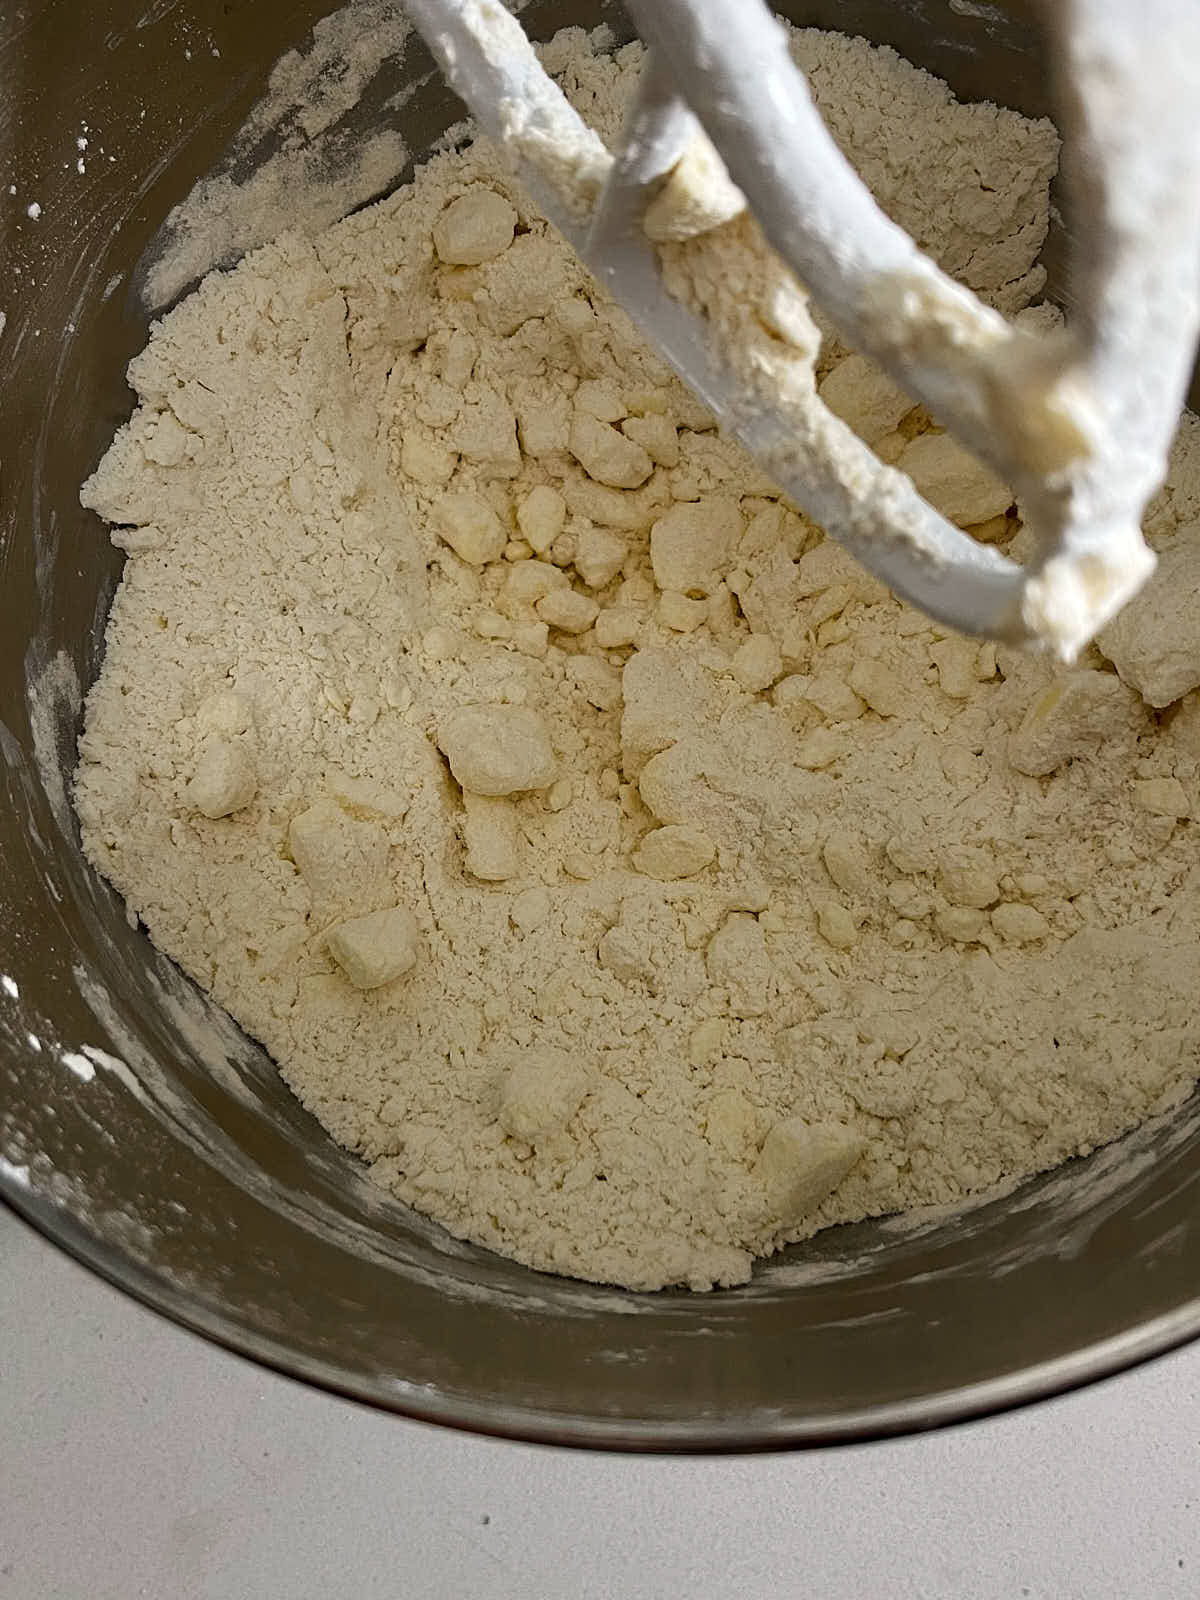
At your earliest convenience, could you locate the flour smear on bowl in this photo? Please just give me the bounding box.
[73,25,1200,1290]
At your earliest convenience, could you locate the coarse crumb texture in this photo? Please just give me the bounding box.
[75,27,1200,1291]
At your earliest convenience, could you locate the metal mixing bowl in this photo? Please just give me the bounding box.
[4,0,1200,1452]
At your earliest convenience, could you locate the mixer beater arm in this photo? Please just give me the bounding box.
[402,0,1200,656]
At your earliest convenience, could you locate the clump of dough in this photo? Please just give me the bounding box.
[642,132,745,243]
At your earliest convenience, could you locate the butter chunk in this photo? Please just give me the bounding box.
[935,905,986,942]
[498,1048,589,1144]
[569,411,653,489]
[195,690,253,737]
[400,431,457,486]
[650,498,743,597]
[815,900,858,950]
[848,658,907,718]
[573,526,627,589]
[564,477,662,532]
[753,1118,865,1225]
[433,491,506,566]
[288,802,390,920]
[707,913,770,1017]
[621,412,679,468]
[594,609,640,649]
[729,634,783,693]
[990,902,1050,943]
[573,379,626,422]
[929,636,977,699]
[657,591,709,632]
[328,905,421,989]
[433,188,517,265]
[782,674,863,724]
[899,430,1012,526]
[1133,776,1190,818]
[463,793,522,881]
[822,832,874,899]
[818,353,913,445]
[186,739,256,819]
[795,727,848,769]
[938,856,999,909]
[536,587,598,634]
[516,485,566,555]
[1097,542,1200,707]
[513,621,549,658]
[500,559,568,614]
[437,704,557,796]
[632,824,717,881]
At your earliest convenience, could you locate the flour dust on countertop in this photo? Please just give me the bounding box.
[75,26,1200,1290]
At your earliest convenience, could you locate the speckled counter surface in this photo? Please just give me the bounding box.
[2,1203,1196,1599]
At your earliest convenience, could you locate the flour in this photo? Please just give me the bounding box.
[141,0,416,310]
[75,26,1200,1291]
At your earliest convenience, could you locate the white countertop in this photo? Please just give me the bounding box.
[2,1201,1197,1599]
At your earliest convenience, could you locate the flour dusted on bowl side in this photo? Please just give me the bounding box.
[73,27,1200,1291]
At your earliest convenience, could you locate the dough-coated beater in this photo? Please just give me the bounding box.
[403,0,1200,656]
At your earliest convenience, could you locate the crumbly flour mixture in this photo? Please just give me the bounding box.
[75,27,1200,1290]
